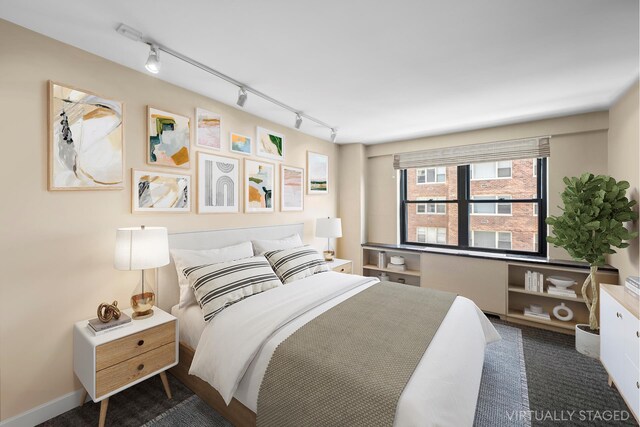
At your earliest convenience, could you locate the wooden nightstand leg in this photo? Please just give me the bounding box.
[98,398,109,427]
[159,371,172,399]
[80,389,88,406]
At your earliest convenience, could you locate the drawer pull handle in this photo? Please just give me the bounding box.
[616,312,622,319]
[637,331,639,338]
[637,382,639,389]
[137,364,144,371]
[137,340,144,346]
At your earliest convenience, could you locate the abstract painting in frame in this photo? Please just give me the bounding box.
[307,151,329,194]
[281,165,304,212]
[230,132,252,155]
[147,106,190,168]
[197,152,239,213]
[256,126,285,161]
[245,159,275,213]
[132,169,191,213]
[49,81,124,190]
[195,108,221,151]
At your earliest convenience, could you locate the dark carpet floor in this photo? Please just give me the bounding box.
[40,319,638,426]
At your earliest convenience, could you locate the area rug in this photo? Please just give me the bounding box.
[144,323,528,427]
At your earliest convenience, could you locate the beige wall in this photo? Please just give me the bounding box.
[0,20,339,420]
[608,81,640,283]
[337,144,367,274]
[348,113,609,264]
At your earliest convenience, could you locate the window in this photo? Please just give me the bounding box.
[471,195,512,215]
[471,231,511,250]
[401,158,546,256]
[417,197,446,214]
[417,227,446,244]
[470,161,512,180]
[417,167,446,184]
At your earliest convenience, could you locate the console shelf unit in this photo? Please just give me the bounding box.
[506,262,618,334]
[362,245,421,286]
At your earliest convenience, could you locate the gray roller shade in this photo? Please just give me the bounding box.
[393,137,550,170]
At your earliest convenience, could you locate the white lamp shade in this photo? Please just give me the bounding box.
[114,226,170,271]
[316,218,343,238]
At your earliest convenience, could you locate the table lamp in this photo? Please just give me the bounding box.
[114,226,169,319]
[316,217,342,261]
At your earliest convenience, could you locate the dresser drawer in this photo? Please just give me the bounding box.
[96,342,175,398]
[96,321,176,371]
[333,263,352,274]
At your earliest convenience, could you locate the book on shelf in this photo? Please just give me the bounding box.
[547,285,577,297]
[386,263,407,272]
[525,271,544,292]
[523,307,551,320]
[625,282,639,296]
[87,313,132,336]
[625,276,639,290]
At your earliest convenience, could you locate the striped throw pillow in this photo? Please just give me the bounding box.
[183,256,282,321]
[264,245,329,284]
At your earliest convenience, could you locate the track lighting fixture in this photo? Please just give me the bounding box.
[117,23,337,141]
[237,87,248,107]
[145,44,161,74]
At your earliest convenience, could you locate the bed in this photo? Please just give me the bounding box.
[158,224,500,427]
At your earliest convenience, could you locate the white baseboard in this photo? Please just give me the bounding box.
[0,389,87,427]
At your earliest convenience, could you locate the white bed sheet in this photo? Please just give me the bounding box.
[189,272,501,426]
[171,303,206,350]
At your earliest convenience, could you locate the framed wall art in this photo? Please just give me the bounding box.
[48,81,124,190]
[132,169,191,213]
[195,108,221,151]
[307,151,329,194]
[256,126,284,161]
[230,132,252,155]
[147,106,190,168]
[245,159,275,213]
[197,152,239,213]
[281,165,304,212]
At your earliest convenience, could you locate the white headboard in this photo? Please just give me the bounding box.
[157,223,304,311]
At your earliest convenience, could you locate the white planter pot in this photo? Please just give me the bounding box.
[575,324,600,358]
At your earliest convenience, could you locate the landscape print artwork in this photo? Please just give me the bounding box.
[256,127,285,161]
[307,151,329,194]
[148,107,190,168]
[133,170,191,213]
[49,81,123,190]
[196,108,221,150]
[281,165,304,211]
[230,132,252,155]
[198,153,239,213]
[245,159,274,213]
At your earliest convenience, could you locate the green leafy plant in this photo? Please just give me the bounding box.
[546,173,638,331]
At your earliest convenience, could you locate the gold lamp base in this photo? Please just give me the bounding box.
[131,291,155,320]
[323,250,335,261]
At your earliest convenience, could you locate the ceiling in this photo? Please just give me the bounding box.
[1,0,638,144]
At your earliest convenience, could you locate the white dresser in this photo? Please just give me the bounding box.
[600,283,639,422]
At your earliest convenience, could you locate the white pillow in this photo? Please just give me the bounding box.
[170,241,254,307]
[184,256,282,321]
[252,234,303,255]
[263,245,329,284]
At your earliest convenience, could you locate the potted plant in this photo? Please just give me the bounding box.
[546,173,638,357]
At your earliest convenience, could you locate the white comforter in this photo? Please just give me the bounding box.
[190,272,501,426]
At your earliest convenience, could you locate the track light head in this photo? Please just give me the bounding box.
[295,113,302,129]
[145,44,161,74]
[237,87,248,107]
[330,128,337,142]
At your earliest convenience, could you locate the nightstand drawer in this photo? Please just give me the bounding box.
[96,342,175,398]
[96,321,175,371]
[333,263,352,274]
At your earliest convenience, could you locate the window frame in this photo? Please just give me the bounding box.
[416,167,446,185]
[400,159,547,257]
[470,160,512,181]
[416,196,446,215]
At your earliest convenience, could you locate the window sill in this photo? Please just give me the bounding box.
[361,242,618,272]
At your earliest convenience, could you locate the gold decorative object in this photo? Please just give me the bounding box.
[323,250,335,261]
[97,301,121,323]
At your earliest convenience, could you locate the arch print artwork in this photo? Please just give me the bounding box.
[197,152,239,213]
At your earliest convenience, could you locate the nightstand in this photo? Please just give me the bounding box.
[326,258,352,274]
[73,307,178,427]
